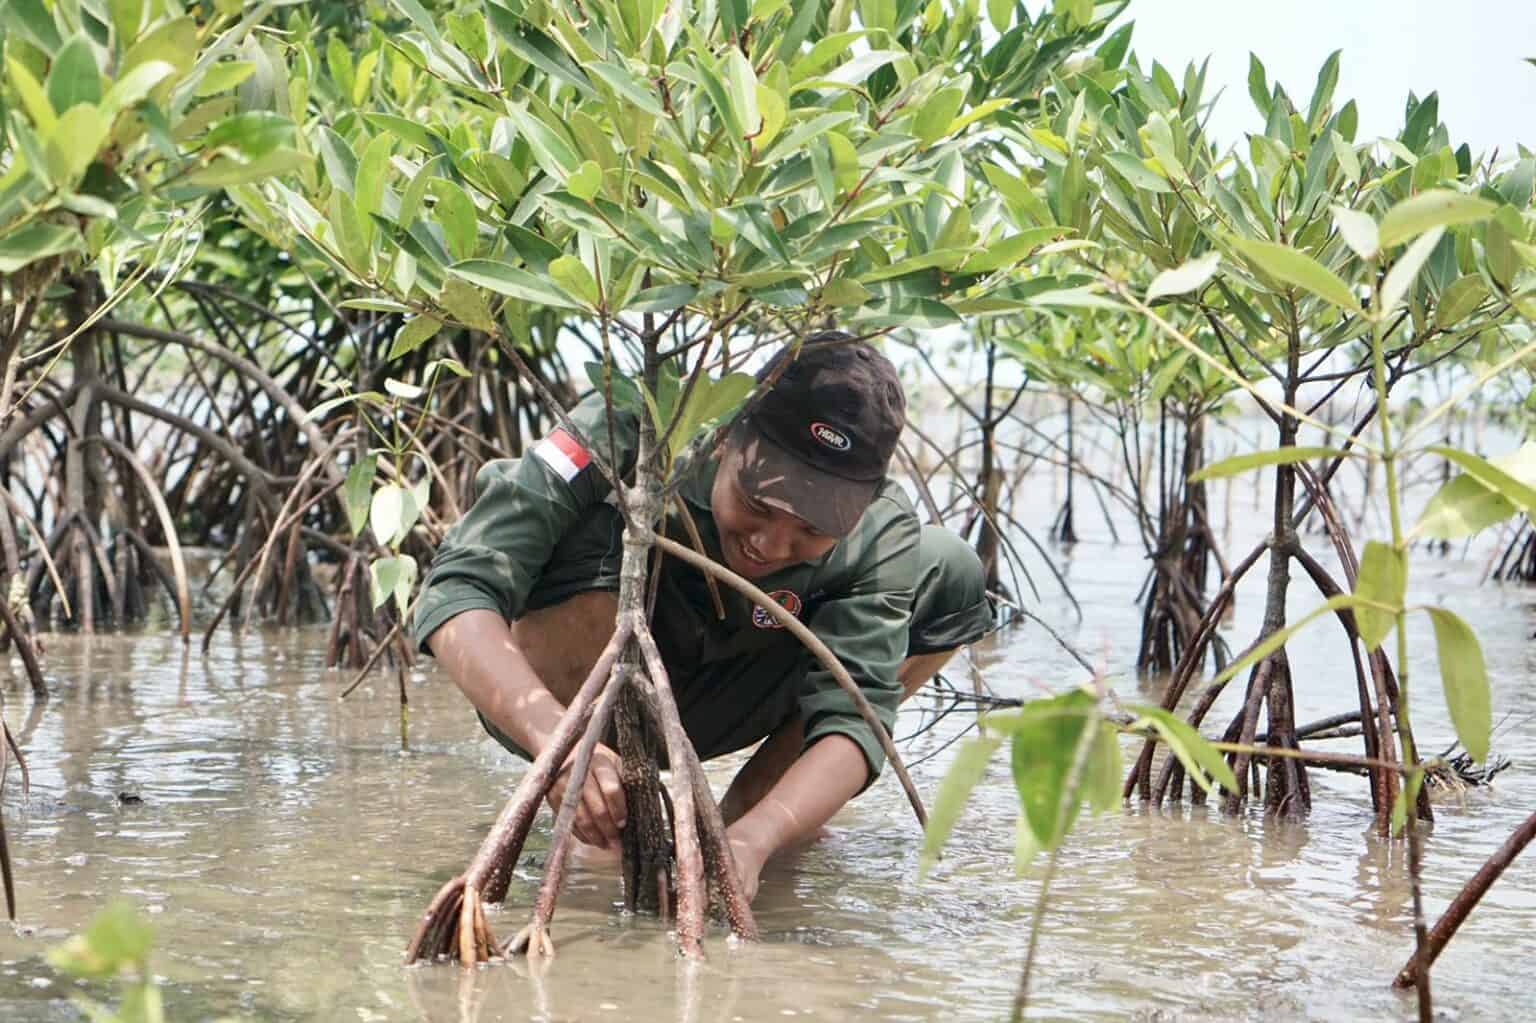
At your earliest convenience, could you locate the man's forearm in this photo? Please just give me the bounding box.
[725,733,867,858]
[426,608,566,756]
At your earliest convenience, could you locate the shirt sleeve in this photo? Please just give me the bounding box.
[796,503,920,789]
[411,395,636,652]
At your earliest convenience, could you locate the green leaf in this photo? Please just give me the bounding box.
[1380,226,1445,312]
[821,278,873,307]
[1415,473,1516,540]
[187,147,310,188]
[3,0,63,55]
[1377,190,1496,249]
[100,60,175,119]
[913,87,965,146]
[436,278,495,332]
[429,179,477,262]
[46,35,103,113]
[626,283,698,312]
[354,132,394,227]
[567,159,602,201]
[1126,705,1239,796]
[1146,252,1220,301]
[1007,689,1097,850]
[1228,236,1359,313]
[1353,541,1406,652]
[1435,275,1488,328]
[548,255,600,308]
[0,221,82,272]
[1083,723,1123,813]
[202,111,294,157]
[1103,151,1174,193]
[1189,446,1345,482]
[1429,446,1536,513]
[1424,607,1491,762]
[343,455,378,537]
[393,552,418,617]
[192,60,255,96]
[388,314,442,361]
[449,260,585,311]
[1331,205,1379,260]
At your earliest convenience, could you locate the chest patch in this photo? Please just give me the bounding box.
[752,589,803,629]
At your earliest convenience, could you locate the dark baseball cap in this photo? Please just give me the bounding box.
[730,334,906,536]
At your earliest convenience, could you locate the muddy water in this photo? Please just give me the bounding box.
[1,506,1535,1021]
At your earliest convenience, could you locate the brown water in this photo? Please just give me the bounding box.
[2,510,1535,1021]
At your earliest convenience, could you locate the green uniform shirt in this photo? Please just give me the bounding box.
[412,395,920,785]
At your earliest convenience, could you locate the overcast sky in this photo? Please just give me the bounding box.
[1120,0,1536,157]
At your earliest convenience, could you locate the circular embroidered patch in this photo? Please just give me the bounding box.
[752,589,803,629]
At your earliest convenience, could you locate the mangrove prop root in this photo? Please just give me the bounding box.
[652,534,928,827]
[1394,809,1536,989]
[512,655,632,957]
[635,624,758,941]
[403,624,630,964]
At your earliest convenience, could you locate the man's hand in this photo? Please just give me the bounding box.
[725,827,769,903]
[547,743,627,849]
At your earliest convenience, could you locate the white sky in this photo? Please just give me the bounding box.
[1121,0,1536,156]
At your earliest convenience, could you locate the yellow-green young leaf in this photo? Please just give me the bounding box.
[428,179,477,262]
[1353,541,1406,652]
[102,60,176,118]
[821,278,872,307]
[1425,606,1492,762]
[1128,704,1238,796]
[1146,251,1220,301]
[388,314,442,361]
[947,97,1010,137]
[1083,723,1123,813]
[913,87,965,146]
[1435,275,1489,328]
[393,552,418,617]
[1189,446,1345,482]
[1014,813,1040,875]
[567,159,602,201]
[343,454,377,536]
[193,60,254,97]
[988,0,1013,31]
[724,48,759,144]
[1380,225,1445,312]
[110,0,145,43]
[353,48,379,105]
[1486,216,1518,288]
[47,902,155,979]
[120,16,197,80]
[7,56,57,134]
[44,103,109,188]
[369,555,402,609]
[1330,205,1379,260]
[1390,768,1425,837]
[354,132,394,226]
[1378,189,1496,249]
[919,736,1001,876]
[1429,446,1536,513]
[1228,236,1360,313]
[1414,473,1517,540]
[549,255,600,308]
[754,83,787,151]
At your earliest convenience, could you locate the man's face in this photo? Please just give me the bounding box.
[709,443,840,580]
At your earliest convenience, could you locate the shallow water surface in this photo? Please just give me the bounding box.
[1,514,1535,1021]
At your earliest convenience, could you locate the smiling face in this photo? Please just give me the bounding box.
[710,441,840,580]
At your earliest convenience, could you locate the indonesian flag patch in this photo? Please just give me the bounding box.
[532,428,591,482]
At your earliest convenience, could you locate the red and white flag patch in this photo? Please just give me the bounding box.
[532,428,591,482]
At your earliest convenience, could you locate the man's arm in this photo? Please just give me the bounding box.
[427,609,628,848]
[722,734,866,900]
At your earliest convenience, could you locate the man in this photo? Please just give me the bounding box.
[413,335,992,900]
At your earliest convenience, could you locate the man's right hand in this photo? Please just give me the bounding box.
[547,743,628,849]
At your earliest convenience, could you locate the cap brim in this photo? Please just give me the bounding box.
[733,430,877,537]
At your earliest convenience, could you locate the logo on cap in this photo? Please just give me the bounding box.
[752,590,802,629]
[809,422,851,451]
